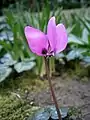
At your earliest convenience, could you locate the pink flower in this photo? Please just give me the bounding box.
[24,16,68,56]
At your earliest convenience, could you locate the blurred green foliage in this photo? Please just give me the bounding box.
[0,2,63,82]
[0,1,90,82]
[57,11,90,69]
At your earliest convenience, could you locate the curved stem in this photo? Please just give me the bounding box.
[44,57,62,120]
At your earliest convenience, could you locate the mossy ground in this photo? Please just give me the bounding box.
[0,95,39,120]
[0,71,48,120]
[0,65,90,120]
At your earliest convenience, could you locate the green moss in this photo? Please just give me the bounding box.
[0,94,40,120]
[0,72,48,120]
[68,107,82,119]
[0,71,48,92]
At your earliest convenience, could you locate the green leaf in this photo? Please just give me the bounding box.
[85,16,90,24]
[76,14,90,33]
[68,34,84,45]
[0,40,12,51]
[0,47,6,58]
[0,65,12,83]
[50,106,68,119]
[0,45,2,50]
[82,28,89,44]
[88,34,90,46]
[71,13,83,37]
[67,25,76,34]
[36,56,43,75]
[82,56,90,67]
[30,108,50,120]
[83,56,90,63]
[14,60,36,73]
[0,40,13,57]
[1,54,17,66]
[66,49,86,61]
[55,53,65,59]
[30,106,68,120]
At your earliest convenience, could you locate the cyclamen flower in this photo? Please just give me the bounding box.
[24,17,68,56]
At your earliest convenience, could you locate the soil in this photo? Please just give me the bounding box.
[26,73,90,120]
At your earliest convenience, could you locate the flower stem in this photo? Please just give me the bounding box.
[44,56,62,120]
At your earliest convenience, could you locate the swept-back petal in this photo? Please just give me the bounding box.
[24,26,48,56]
[47,16,56,51]
[55,24,68,54]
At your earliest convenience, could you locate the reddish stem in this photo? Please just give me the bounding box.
[44,56,62,120]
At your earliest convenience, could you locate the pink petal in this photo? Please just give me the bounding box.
[47,17,56,51]
[24,26,48,56]
[55,24,68,54]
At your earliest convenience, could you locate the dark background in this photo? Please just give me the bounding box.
[0,0,90,12]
